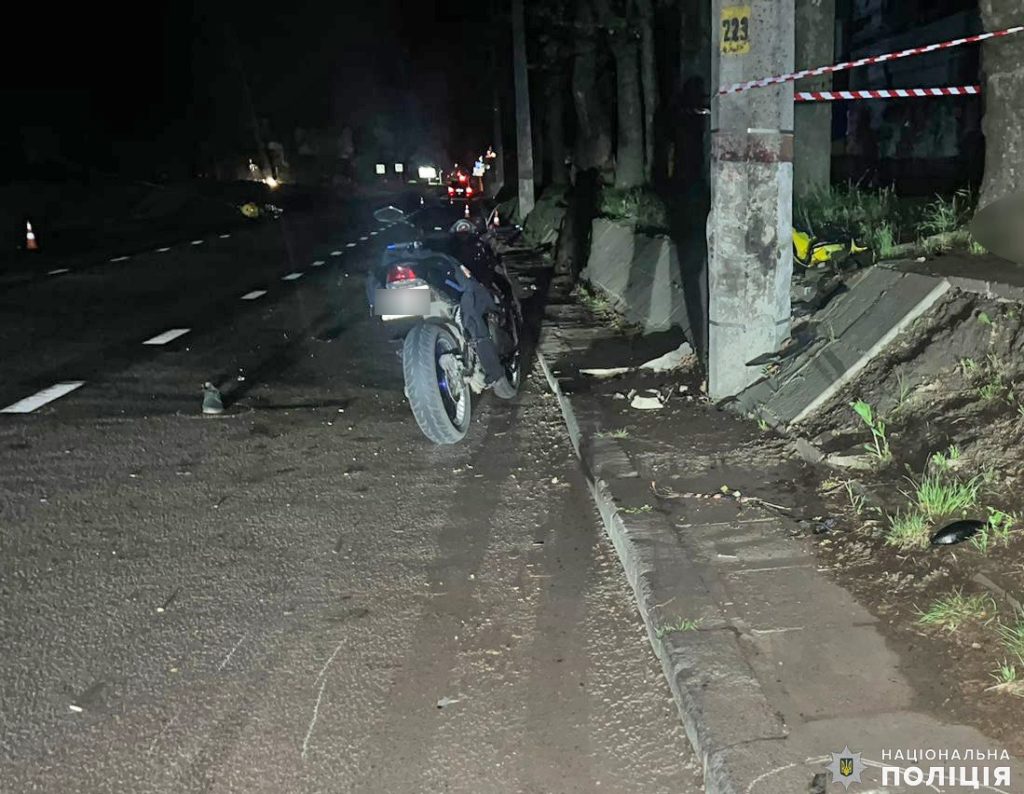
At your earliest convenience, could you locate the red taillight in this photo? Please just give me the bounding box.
[466,186,474,196]
[448,186,455,195]
[387,264,418,284]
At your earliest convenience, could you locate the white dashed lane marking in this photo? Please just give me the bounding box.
[281,272,303,281]
[219,234,231,239]
[48,268,70,276]
[359,236,369,241]
[311,260,326,267]
[241,290,267,300]
[143,328,191,346]
[156,247,171,253]
[2,382,86,414]
[370,231,378,236]
[330,251,343,257]
[191,240,204,246]
[109,256,130,263]
[346,243,357,248]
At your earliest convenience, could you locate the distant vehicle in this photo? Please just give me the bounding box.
[446,169,476,201]
[366,202,521,444]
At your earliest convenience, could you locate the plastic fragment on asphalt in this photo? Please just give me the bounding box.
[639,343,693,373]
[436,695,461,709]
[68,704,83,713]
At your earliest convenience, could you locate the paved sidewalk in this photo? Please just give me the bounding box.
[536,289,1024,794]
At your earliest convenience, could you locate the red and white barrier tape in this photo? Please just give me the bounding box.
[719,25,1023,96]
[795,84,981,102]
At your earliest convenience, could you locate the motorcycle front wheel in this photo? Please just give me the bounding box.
[403,323,472,445]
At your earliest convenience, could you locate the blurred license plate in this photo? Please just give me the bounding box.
[375,286,430,318]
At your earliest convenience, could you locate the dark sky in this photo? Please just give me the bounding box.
[4,1,499,176]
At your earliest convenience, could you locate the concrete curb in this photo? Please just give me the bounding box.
[535,350,785,794]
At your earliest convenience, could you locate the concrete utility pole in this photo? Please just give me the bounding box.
[979,0,1024,210]
[708,0,795,400]
[490,88,506,198]
[794,0,836,198]
[511,0,536,218]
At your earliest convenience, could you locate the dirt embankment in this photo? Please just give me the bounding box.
[795,288,1024,755]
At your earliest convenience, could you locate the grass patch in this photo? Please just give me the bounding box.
[597,428,630,440]
[917,589,996,632]
[620,504,654,515]
[795,185,978,262]
[600,187,668,232]
[987,660,1024,697]
[886,509,930,549]
[970,509,1018,554]
[843,480,867,515]
[655,617,701,639]
[910,472,982,518]
[998,609,1024,660]
[920,189,974,236]
[795,184,904,260]
[572,283,631,331]
[930,445,961,471]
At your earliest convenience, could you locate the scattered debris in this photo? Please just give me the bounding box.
[639,343,693,373]
[630,388,674,410]
[156,588,180,614]
[580,344,694,380]
[580,366,632,379]
[436,695,461,709]
[930,519,985,546]
[650,480,791,513]
[824,453,877,471]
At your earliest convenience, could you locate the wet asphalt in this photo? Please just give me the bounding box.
[0,203,702,793]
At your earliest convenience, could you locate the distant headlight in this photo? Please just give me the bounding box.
[264,176,280,189]
[418,166,437,180]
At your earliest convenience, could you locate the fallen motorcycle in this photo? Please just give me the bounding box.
[367,204,522,444]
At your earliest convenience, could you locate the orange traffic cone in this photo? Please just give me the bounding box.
[25,221,39,251]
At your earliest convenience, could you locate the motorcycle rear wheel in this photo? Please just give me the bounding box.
[403,324,472,445]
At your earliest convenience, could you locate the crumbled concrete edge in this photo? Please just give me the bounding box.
[535,349,784,794]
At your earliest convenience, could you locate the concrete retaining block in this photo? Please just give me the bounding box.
[733,266,952,427]
[582,218,690,334]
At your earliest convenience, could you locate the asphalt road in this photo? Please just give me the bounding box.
[0,202,702,793]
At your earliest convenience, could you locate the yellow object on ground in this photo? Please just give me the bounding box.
[240,203,260,219]
[793,228,869,268]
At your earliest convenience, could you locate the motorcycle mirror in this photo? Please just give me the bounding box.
[373,206,406,224]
